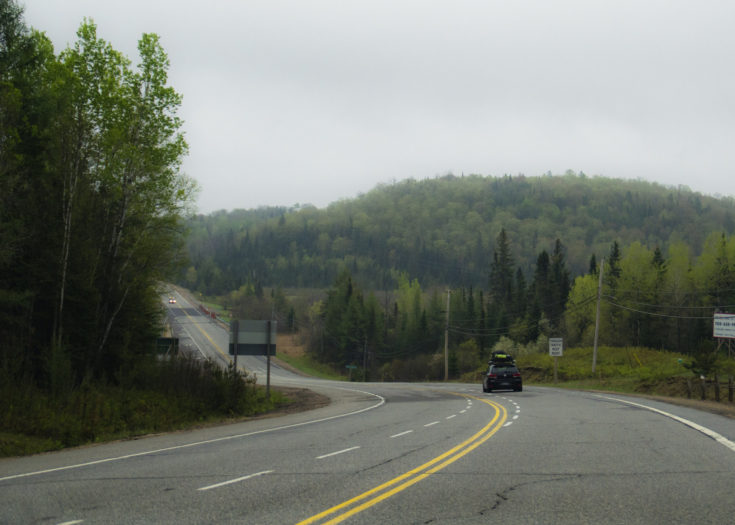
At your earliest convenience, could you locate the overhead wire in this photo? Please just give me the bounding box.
[602,298,715,320]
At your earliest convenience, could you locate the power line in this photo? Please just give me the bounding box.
[602,294,735,311]
[603,298,718,320]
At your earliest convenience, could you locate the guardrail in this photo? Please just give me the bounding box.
[198,304,217,320]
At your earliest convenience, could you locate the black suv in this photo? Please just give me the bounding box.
[482,352,522,393]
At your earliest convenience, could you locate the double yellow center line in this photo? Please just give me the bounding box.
[297,394,507,525]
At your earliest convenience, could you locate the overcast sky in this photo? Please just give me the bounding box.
[23,1,735,214]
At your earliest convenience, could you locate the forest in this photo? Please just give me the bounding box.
[1,3,195,398]
[1,3,293,454]
[4,0,735,395]
[183,175,735,379]
[184,173,735,293]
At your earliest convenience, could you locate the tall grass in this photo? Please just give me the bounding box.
[518,346,688,383]
[0,355,286,457]
[275,352,347,381]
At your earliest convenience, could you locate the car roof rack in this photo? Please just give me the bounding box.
[488,352,516,365]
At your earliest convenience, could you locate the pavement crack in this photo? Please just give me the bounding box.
[479,474,582,515]
[357,444,432,473]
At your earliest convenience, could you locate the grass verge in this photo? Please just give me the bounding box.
[275,352,348,381]
[516,345,735,405]
[0,357,292,458]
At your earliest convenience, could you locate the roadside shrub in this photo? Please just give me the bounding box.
[0,355,274,456]
[378,353,444,381]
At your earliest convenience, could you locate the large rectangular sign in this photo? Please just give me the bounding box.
[713,313,735,339]
[229,320,277,356]
[156,337,179,356]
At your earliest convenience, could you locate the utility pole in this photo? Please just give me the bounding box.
[266,319,272,400]
[363,336,367,382]
[267,303,275,401]
[592,258,604,373]
[444,289,451,381]
[232,319,239,371]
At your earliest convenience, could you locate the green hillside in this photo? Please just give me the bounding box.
[183,172,735,294]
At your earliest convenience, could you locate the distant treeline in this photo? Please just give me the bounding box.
[182,173,735,294]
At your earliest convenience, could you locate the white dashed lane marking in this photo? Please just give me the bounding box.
[316,446,361,459]
[198,470,274,491]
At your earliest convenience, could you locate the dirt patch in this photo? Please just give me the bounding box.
[267,386,331,415]
[174,386,331,430]
[277,333,306,358]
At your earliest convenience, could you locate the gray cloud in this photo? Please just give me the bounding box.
[25,0,735,212]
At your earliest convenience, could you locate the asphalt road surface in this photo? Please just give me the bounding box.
[2,292,735,524]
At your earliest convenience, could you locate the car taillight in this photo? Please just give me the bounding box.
[512,373,521,377]
[487,373,497,378]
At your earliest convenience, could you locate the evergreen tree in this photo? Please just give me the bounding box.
[533,250,551,310]
[604,240,623,344]
[322,269,358,364]
[606,241,622,288]
[489,228,514,304]
[588,254,598,275]
[645,245,668,348]
[486,229,515,345]
[549,239,571,329]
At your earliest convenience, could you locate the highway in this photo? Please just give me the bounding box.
[2,292,735,524]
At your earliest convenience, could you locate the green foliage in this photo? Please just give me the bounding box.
[378,353,444,382]
[274,352,347,381]
[518,346,687,384]
[179,172,735,376]
[181,173,735,295]
[0,3,196,391]
[454,339,481,377]
[299,227,735,380]
[562,234,735,354]
[0,355,284,457]
[682,340,719,377]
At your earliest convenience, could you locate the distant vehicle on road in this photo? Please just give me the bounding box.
[483,352,522,392]
[168,297,176,304]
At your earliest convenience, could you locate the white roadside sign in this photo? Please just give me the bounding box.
[549,338,563,357]
[713,313,735,339]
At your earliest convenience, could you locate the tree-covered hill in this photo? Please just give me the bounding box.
[183,172,735,294]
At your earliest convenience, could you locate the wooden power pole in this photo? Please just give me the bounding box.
[444,289,451,381]
[592,258,604,373]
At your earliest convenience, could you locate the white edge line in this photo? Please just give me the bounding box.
[316,446,360,459]
[446,414,457,419]
[424,421,440,427]
[198,470,274,491]
[390,430,414,438]
[0,390,386,482]
[595,395,735,453]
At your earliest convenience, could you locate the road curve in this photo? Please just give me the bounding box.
[2,295,735,524]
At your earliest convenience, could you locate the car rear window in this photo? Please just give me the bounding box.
[491,366,518,374]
